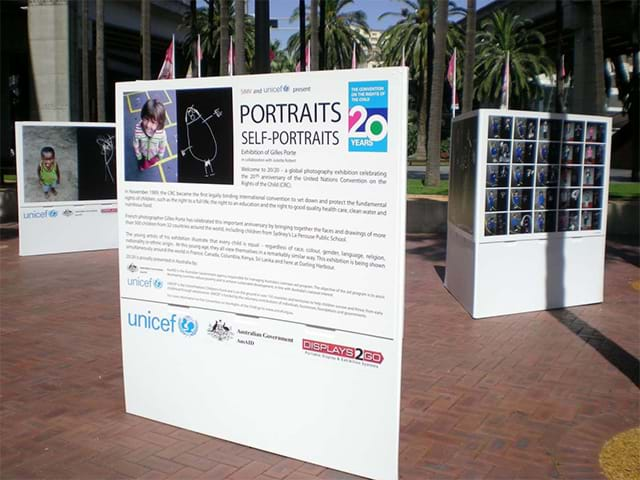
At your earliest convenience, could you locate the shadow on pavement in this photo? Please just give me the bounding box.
[551,308,640,388]
[606,236,640,267]
[405,233,447,263]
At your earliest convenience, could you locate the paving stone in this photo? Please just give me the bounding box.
[1,233,638,479]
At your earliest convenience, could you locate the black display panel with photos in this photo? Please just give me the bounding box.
[483,114,607,237]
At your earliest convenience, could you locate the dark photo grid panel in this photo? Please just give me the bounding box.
[176,88,234,185]
[483,114,607,237]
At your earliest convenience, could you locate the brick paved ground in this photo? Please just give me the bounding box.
[1,230,638,479]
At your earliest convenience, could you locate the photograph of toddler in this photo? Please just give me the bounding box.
[133,99,167,171]
[37,146,61,198]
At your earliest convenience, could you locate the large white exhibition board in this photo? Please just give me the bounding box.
[15,122,118,256]
[116,68,407,479]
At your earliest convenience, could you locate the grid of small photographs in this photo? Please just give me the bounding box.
[484,115,606,237]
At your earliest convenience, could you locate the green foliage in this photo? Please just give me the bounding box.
[377,0,464,77]
[270,40,297,73]
[609,182,640,199]
[179,1,255,73]
[407,178,448,195]
[287,0,371,69]
[474,9,553,107]
[407,122,418,155]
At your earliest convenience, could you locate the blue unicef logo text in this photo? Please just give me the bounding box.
[127,311,198,338]
[127,311,178,333]
[23,210,57,220]
[179,316,198,337]
[127,277,164,289]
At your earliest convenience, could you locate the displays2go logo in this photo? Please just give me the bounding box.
[348,80,388,153]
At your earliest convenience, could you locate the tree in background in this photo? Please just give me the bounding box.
[425,0,449,186]
[474,10,553,108]
[271,40,297,72]
[219,0,230,75]
[81,0,90,120]
[142,0,151,79]
[377,0,463,165]
[310,0,319,70]
[461,0,475,113]
[96,0,105,121]
[234,0,246,74]
[180,1,255,75]
[287,0,370,70]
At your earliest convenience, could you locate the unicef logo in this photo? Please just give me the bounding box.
[178,316,198,337]
[153,279,163,289]
[48,210,58,218]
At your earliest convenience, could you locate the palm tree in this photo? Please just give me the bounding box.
[234,0,246,74]
[425,0,449,186]
[310,0,319,70]
[271,40,297,72]
[462,0,475,113]
[81,0,89,120]
[287,0,371,70]
[220,0,230,75]
[180,2,255,75]
[474,10,553,109]
[377,0,463,165]
[96,0,105,121]
[589,0,605,114]
[141,0,151,79]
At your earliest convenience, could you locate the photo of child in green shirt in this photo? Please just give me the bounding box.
[37,146,61,199]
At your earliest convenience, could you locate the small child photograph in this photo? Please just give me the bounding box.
[123,90,178,182]
[21,126,79,203]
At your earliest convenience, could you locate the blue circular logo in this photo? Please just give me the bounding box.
[48,210,58,218]
[282,85,290,92]
[178,316,198,337]
[153,279,163,289]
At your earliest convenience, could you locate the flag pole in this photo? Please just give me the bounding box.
[171,34,175,79]
[197,34,201,77]
[351,41,356,69]
[229,35,234,76]
[452,48,457,119]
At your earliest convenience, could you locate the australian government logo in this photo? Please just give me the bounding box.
[207,320,234,341]
[348,80,388,153]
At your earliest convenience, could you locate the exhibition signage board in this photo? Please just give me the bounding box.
[15,122,118,256]
[116,68,408,479]
[445,109,612,318]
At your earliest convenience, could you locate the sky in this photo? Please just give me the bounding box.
[247,0,496,46]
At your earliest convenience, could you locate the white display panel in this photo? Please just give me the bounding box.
[116,68,408,480]
[446,110,611,318]
[15,122,118,256]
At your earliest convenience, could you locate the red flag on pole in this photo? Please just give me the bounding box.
[351,42,357,69]
[447,48,457,116]
[228,35,234,76]
[157,37,174,79]
[501,51,510,109]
